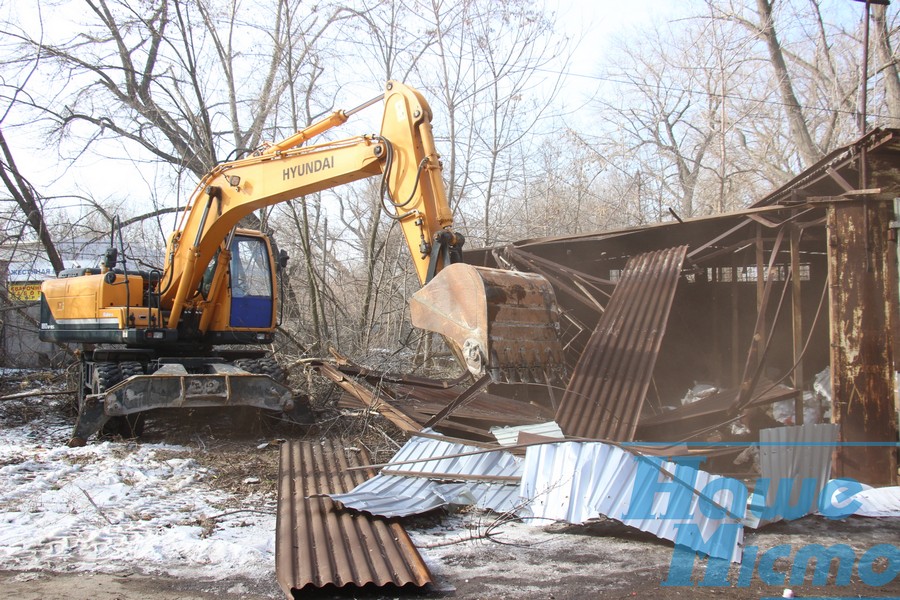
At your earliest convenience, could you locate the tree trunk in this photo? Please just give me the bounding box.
[0,129,64,274]
[755,0,821,167]
[872,5,900,126]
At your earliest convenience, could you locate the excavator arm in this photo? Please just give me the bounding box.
[156,80,564,382]
[162,81,460,330]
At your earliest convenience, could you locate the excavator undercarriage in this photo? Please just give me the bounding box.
[69,349,300,446]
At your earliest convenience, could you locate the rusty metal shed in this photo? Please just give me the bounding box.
[464,128,900,486]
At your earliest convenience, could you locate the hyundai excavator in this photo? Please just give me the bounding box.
[39,81,564,446]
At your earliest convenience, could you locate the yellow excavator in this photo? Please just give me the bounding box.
[39,81,564,445]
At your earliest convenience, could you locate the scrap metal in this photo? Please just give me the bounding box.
[490,421,565,447]
[328,432,523,518]
[275,438,433,595]
[746,423,839,528]
[555,246,688,441]
[519,440,744,562]
[635,381,798,441]
[331,434,745,563]
[313,359,555,439]
[850,485,900,517]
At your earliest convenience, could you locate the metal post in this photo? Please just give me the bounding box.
[790,225,805,425]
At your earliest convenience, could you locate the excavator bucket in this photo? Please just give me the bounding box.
[410,263,566,383]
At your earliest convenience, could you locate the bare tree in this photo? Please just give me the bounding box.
[596,20,727,220]
[587,1,900,220]
[872,4,900,125]
[0,129,64,273]
[416,0,569,246]
[752,0,823,167]
[3,0,348,182]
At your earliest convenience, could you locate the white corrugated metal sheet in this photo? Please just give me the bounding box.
[329,434,523,517]
[518,441,744,562]
[332,435,745,562]
[851,485,900,517]
[490,421,564,447]
[746,423,839,528]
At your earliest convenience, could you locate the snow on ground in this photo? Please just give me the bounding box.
[0,400,276,581]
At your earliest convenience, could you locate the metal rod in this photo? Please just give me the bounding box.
[862,1,872,269]
[860,1,871,139]
[346,93,386,118]
[790,225,805,425]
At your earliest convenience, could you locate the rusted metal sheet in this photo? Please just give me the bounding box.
[827,201,898,486]
[313,360,555,439]
[313,362,423,433]
[275,438,433,596]
[555,246,688,441]
[423,374,491,428]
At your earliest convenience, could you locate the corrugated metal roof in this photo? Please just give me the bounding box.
[752,127,900,207]
[329,433,523,518]
[519,441,744,562]
[555,246,688,441]
[275,439,433,595]
[746,423,839,528]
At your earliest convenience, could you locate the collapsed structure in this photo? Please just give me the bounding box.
[276,128,900,596]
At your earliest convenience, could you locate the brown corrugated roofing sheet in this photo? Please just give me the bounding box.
[555,246,687,441]
[275,438,433,596]
[313,360,555,440]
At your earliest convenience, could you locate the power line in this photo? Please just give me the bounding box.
[311,27,897,123]
[544,66,894,122]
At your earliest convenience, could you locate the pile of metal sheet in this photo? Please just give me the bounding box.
[276,130,900,594]
[330,431,746,562]
[324,424,848,568]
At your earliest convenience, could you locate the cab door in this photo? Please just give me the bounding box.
[229,234,274,328]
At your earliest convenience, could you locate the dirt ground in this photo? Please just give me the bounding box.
[2,371,899,599]
[0,569,283,600]
[4,513,900,600]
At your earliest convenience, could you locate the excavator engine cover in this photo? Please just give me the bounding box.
[410,263,566,383]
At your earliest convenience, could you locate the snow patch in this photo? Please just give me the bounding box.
[0,418,275,580]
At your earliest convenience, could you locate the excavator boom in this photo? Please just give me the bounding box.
[158,80,565,381]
